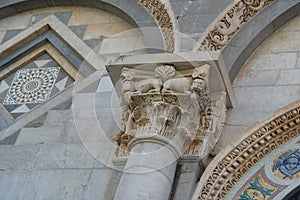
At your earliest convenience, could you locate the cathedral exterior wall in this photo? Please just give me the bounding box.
[0,1,299,199]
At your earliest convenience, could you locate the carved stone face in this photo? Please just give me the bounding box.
[121,70,133,81]
[191,78,206,91]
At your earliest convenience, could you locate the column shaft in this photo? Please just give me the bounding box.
[114,140,178,200]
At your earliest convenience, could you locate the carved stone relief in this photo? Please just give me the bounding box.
[195,0,276,51]
[137,0,175,52]
[184,92,226,158]
[115,64,226,159]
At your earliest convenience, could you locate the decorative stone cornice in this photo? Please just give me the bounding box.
[193,0,276,51]
[115,64,226,159]
[194,101,300,200]
[137,0,176,52]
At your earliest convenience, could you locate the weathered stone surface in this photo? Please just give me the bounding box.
[43,110,72,127]
[83,169,112,199]
[96,76,114,92]
[0,171,34,200]
[0,13,31,30]
[217,125,249,147]
[234,86,300,110]
[170,0,233,37]
[94,92,118,109]
[277,69,300,85]
[69,25,87,39]
[0,30,5,44]
[96,107,122,119]
[99,35,145,54]
[259,31,300,53]
[65,143,105,169]
[2,29,23,43]
[226,108,274,127]
[31,169,90,199]
[233,70,279,87]
[0,131,19,145]
[0,145,40,170]
[30,170,65,199]
[15,127,64,145]
[54,11,72,24]
[242,53,298,71]
[34,144,66,169]
[68,8,123,27]
[172,161,202,200]
[62,119,81,143]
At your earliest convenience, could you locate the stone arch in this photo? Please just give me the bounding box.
[0,0,178,52]
[192,99,300,199]
[193,0,300,81]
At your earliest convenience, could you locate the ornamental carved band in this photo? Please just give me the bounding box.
[137,0,175,52]
[196,0,276,51]
[115,64,226,159]
[197,104,300,200]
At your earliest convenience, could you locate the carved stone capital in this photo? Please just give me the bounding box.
[115,64,226,158]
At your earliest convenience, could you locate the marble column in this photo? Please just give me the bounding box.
[114,136,180,200]
[114,64,212,200]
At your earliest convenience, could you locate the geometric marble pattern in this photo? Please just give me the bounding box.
[3,67,60,104]
[0,52,74,118]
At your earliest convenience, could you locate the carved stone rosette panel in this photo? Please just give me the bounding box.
[115,64,226,159]
[195,0,276,51]
[196,103,300,200]
[137,0,175,52]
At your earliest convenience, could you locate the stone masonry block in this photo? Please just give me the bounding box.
[0,145,40,170]
[15,127,65,145]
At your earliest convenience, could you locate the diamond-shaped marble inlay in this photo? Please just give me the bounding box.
[3,67,60,104]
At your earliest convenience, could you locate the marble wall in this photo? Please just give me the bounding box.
[217,14,300,153]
